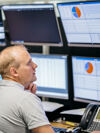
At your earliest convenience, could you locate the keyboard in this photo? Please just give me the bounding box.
[52,126,67,133]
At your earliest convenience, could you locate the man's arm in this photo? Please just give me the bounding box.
[24,84,54,133]
[31,125,55,133]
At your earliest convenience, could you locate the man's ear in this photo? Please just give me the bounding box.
[9,66,18,77]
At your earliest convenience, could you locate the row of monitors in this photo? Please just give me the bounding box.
[0,54,99,103]
[1,1,100,47]
[31,54,100,103]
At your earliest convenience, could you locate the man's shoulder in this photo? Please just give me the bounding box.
[23,91,41,102]
[17,90,41,105]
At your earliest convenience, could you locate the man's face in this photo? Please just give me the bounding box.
[16,50,37,87]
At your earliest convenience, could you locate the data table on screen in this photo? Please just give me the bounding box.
[30,54,68,99]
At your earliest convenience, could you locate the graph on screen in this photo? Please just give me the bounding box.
[72,7,81,18]
[85,62,93,74]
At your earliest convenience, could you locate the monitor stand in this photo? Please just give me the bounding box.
[42,45,50,102]
[42,45,49,55]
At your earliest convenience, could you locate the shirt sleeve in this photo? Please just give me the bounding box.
[19,93,50,130]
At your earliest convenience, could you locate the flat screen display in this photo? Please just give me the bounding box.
[2,4,62,46]
[72,56,100,103]
[0,75,2,80]
[58,1,100,47]
[31,54,68,99]
[0,8,5,46]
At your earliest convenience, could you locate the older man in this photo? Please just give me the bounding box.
[0,45,54,133]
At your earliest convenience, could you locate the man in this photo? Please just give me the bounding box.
[0,45,54,133]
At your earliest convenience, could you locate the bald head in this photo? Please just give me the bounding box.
[0,45,28,78]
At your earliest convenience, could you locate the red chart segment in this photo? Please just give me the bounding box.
[85,62,93,74]
[72,7,81,18]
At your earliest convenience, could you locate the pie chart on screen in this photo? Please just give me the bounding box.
[85,62,93,74]
[72,7,81,18]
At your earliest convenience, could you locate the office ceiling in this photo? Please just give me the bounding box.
[0,0,86,5]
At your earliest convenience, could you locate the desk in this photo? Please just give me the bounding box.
[51,122,87,133]
[51,121,79,130]
[51,122,68,129]
[60,108,85,123]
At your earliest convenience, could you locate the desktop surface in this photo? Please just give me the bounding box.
[51,120,79,133]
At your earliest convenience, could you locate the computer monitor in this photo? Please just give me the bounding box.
[0,75,2,80]
[72,56,100,103]
[30,54,68,99]
[57,1,100,47]
[0,8,3,26]
[2,4,62,46]
[0,7,5,46]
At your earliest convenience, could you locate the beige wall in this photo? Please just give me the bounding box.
[0,0,86,5]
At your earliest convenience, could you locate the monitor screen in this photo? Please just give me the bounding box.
[31,54,68,99]
[0,9,3,26]
[0,8,5,46]
[2,4,62,46]
[72,56,100,103]
[58,1,100,47]
[0,75,2,80]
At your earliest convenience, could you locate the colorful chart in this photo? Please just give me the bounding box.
[85,62,93,74]
[72,7,81,18]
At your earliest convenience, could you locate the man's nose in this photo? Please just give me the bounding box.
[32,62,38,69]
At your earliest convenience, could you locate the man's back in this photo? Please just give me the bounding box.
[0,80,49,133]
[0,80,30,133]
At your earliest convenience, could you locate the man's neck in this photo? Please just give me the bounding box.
[3,75,20,85]
[3,75,27,88]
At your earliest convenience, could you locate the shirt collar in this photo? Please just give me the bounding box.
[0,80,24,90]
